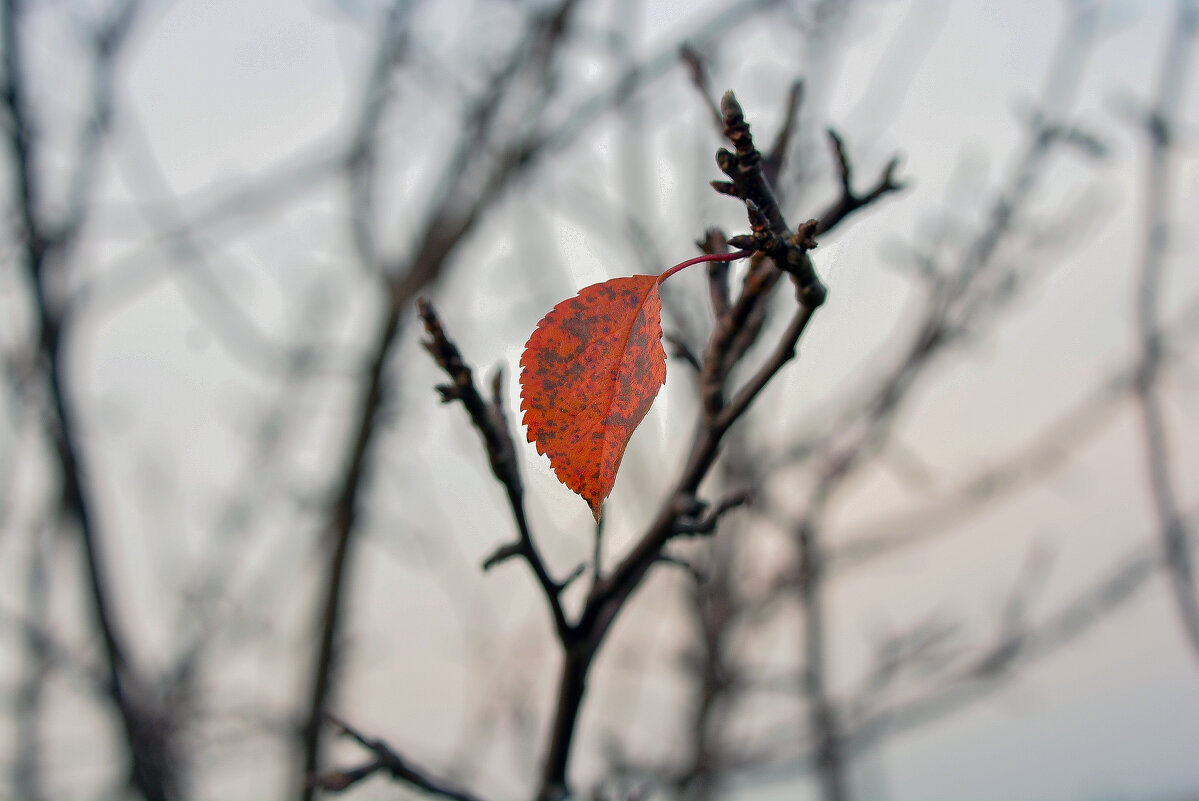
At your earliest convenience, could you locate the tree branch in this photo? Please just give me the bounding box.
[532,89,903,801]
[298,2,590,792]
[1,2,174,798]
[310,715,489,801]
[418,299,573,641]
[845,512,1197,757]
[1131,0,1199,662]
[815,129,905,235]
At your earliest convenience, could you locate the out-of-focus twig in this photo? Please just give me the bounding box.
[309,715,489,801]
[723,510,1196,785]
[750,9,1102,800]
[1130,0,1199,663]
[13,530,50,801]
[300,1,592,792]
[844,510,1197,756]
[0,1,178,798]
[832,286,1199,571]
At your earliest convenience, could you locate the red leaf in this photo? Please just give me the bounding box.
[519,274,667,522]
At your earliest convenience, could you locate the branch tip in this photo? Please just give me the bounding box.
[720,90,741,120]
[560,563,587,591]
[710,179,738,196]
[482,541,524,571]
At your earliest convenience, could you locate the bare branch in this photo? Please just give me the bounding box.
[311,715,489,801]
[418,299,572,641]
[763,80,804,187]
[845,512,1197,756]
[717,289,817,432]
[830,285,1199,572]
[0,1,175,797]
[815,129,906,235]
[673,489,753,536]
[531,90,897,801]
[300,1,590,789]
[1131,0,1199,661]
[680,43,722,129]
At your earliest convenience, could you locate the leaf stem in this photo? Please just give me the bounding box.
[657,249,754,284]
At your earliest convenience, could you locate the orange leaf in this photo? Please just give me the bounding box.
[519,274,667,522]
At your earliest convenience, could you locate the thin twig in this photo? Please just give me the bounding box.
[0,2,173,798]
[830,286,1199,572]
[299,2,588,790]
[815,129,905,235]
[845,512,1196,756]
[418,299,572,641]
[310,715,489,801]
[1131,0,1199,662]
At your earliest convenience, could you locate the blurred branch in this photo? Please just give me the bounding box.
[86,151,344,313]
[0,602,109,693]
[297,1,422,792]
[300,0,590,792]
[845,510,1198,756]
[344,0,416,275]
[701,227,732,320]
[731,509,1196,786]
[693,98,900,801]
[112,109,309,375]
[310,715,488,801]
[0,1,178,798]
[764,80,805,188]
[832,286,1199,571]
[160,281,345,679]
[93,0,787,317]
[14,532,50,801]
[55,0,139,248]
[796,511,845,801]
[815,129,905,235]
[773,4,1100,483]
[668,421,758,801]
[531,0,786,158]
[1130,0,1199,663]
[679,44,723,129]
[747,10,1104,801]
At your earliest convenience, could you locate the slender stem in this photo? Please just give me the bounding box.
[1133,0,1199,662]
[658,249,754,283]
[537,647,594,801]
[301,298,401,798]
[2,3,171,799]
[717,303,816,431]
[797,507,847,801]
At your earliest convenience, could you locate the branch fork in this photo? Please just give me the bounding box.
[408,90,906,801]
